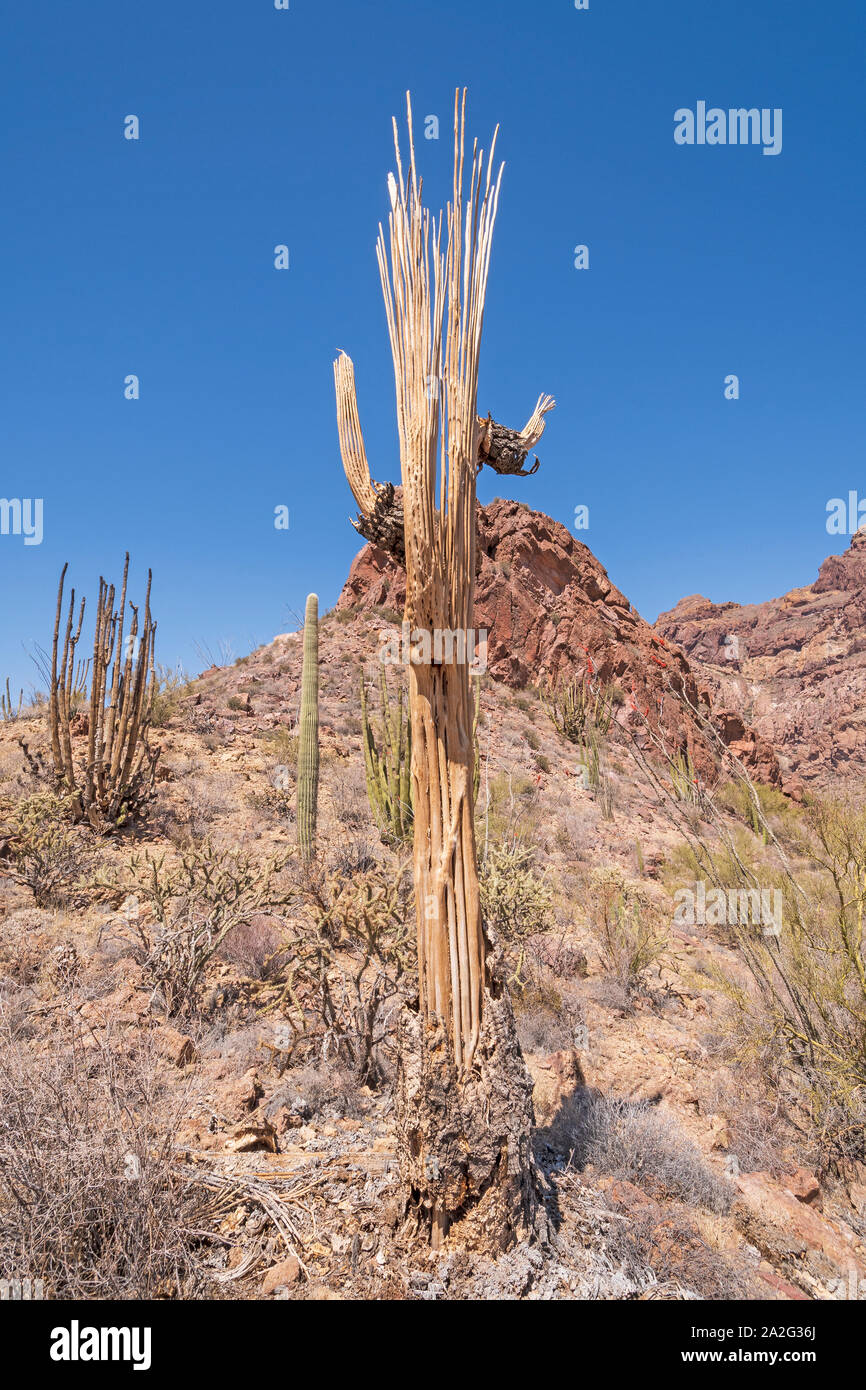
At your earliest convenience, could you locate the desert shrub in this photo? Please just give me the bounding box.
[584,865,665,998]
[712,796,866,1158]
[513,972,584,1054]
[268,862,413,1085]
[0,792,92,907]
[149,664,192,728]
[562,1090,732,1214]
[227,695,246,712]
[330,765,371,832]
[716,778,801,846]
[482,770,541,849]
[265,1060,365,1122]
[169,774,237,842]
[264,728,300,769]
[372,605,401,626]
[480,841,554,944]
[246,783,294,822]
[110,841,291,1015]
[699,1069,807,1178]
[554,812,593,862]
[529,929,588,981]
[630,682,866,1160]
[0,1012,213,1298]
[328,837,379,878]
[247,759,295,823]
[216,914,285,980]
[601,1200,747,1300]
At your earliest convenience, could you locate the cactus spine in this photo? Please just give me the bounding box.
[361,667,412,844]
[297,594,320,866]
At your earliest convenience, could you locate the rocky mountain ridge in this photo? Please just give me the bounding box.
[655,529,866,789]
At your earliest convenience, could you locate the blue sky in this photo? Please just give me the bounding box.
[1,0,864,693]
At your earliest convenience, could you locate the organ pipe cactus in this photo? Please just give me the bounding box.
[29,556,159,829]
[360,667,412,844]
[296,594,320,866]
[362,669,480,842]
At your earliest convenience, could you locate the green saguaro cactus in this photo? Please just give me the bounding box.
[297,594,320,866]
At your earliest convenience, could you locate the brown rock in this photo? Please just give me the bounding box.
[733,1170,866,1286]
[261,1256,301,1295]
[526,1049,585,1126]
[756,1266,811,1301]
[221,1069,264,1117]
[337,498,757,783]
[784,1167,821,1207]
[705,1114,730,1151]
[848,1183,866,1219]
[656,529,866,789]
[79,982,151,1028]
[154,1026,198,1068]
[224,1119,278,1154]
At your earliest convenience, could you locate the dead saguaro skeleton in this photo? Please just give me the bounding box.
[334,91,555,1250]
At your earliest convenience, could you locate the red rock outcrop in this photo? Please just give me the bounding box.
[337,499,780,784]
[655,530,866,788]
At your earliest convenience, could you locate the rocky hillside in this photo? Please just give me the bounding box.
[1,509,865,1302]
[338,498,778,785]
[655,530,866,790]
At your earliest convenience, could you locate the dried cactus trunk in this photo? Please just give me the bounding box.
[1,679,23,723]
[41,556,158,830]
[334,92,554,1252]
[297,593,320,867]
[361,668,412,844]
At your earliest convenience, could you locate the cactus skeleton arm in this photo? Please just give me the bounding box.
[334,353,555,558]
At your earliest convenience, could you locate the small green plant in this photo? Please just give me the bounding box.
[542,670,615,745]
[717,779,797,845]
[585,865,665,998]
[670,748,700,804]
[361,667,412,845]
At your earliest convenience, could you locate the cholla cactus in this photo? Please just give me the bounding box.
[296,594,320,867]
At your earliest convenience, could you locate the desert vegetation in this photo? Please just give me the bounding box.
[0,94,863,1308]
